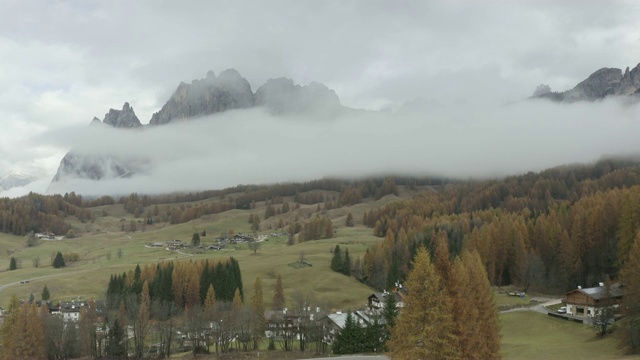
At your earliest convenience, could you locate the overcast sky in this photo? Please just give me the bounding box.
[2,0,640,195]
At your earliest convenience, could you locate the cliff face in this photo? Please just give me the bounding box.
[149,69,255,125]
[51,152,132,182]
[533,63,640,102]
[103,102,142,128]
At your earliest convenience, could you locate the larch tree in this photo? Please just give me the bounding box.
[132,281,151,358]
[272,274,286,311]
[388,247,461,360]
[251,277,266,350]
[433,230,452,281]
[1,294,20,360]
[621,234,640,353]
[460,250,501,359]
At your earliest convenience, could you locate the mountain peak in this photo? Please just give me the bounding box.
[103,102,142,128]
[533,63,640,102]
[149,69,254,125]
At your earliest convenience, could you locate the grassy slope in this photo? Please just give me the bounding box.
[501,312,640,360]
[0,192,405,310]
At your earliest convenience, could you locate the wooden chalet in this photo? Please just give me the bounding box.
[564,283,624,318]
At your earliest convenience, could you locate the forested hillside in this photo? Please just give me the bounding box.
[360,157,640,293]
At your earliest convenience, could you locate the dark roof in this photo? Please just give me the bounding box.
[569,284,624,300]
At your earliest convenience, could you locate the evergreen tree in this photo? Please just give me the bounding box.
[343,248,352,276]
[331,245,343,273]
[272,274,286,311]
[345,212,354,227]
[191,232,201,247]
[106,317,126,358]
[9,256,17,271]
[52,251,65,268]
[332,312,363,354]
[42,284,50,301]
[388,247,460,360]
[382,292,399,331]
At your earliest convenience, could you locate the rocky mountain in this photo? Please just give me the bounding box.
[533,63,640,102]
[103,102,141,128]
[149,69,255,125]
[0,170,41,192]
[51,152,133,182]
[50,69,344,187]
[52,102,144,183]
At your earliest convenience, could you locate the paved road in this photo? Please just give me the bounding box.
[500,297,562,315]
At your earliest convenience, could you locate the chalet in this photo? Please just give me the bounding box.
[165,239,185,249]
[563,283,624,318]
[53,300,107,322]
[367,290,405,312]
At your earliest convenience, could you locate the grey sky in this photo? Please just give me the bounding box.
[1,0,640,195]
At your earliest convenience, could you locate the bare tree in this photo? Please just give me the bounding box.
[593,276,616,336]
[151,300,179,358]
[248,240,260,254]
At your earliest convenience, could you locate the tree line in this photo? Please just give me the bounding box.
[106,258,243,311]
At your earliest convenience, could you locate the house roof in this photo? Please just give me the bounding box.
[368,292,403,303]
[326,311,371,329]
[568,284,624,300]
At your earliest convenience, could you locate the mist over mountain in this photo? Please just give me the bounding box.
[49,69,345,188]
[533,63,640,102]
[0,170,41,192]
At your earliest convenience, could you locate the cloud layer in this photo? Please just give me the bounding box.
[35,98,640,196]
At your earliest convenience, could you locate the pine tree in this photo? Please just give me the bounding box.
[42,284,50,301]
[106,317,126,358]
[8,256,16,271]
[52,251,65,268]
[343,248,352,276]
[345,212,354,227]
[272,274,286,311]
[191,232,201,247]
[388,247,461,360]
[331,245,343,273]
[382,292,399,331]
[332,312,364,354]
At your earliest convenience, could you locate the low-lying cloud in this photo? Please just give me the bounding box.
[17,98,640,197]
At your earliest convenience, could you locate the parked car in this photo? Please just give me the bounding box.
[557,306,567,314]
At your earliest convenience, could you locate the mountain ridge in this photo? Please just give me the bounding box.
[532,62,640,102]
[51,69,345,186]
